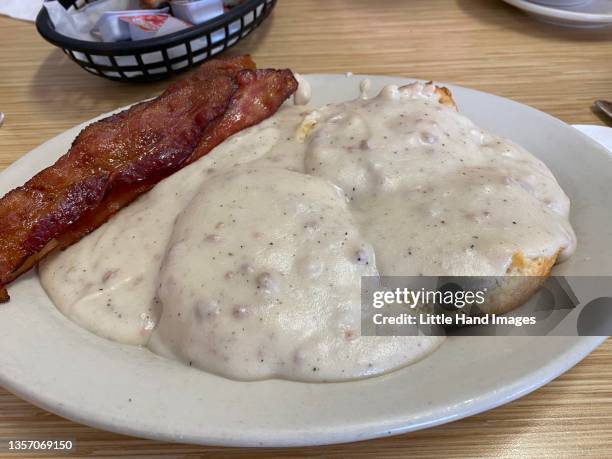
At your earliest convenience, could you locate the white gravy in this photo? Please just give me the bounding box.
[302,84,575,275]
[40,81,575,381]
[39,105,310,345]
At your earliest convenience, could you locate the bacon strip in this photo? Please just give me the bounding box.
[0,56,298,301]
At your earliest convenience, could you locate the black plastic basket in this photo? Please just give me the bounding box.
[36,0,276,82]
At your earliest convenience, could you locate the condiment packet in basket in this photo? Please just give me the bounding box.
[119,13,191,40]
[171,0,224,25]
[121,13,169,32]
[94,8,169,41]
[43,0,141,40]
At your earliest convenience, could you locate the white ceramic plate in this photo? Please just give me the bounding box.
[502,0,612,27]
[0,75,610,447]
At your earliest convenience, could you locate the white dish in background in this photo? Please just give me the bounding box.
[502,0,612,27]
[528,0,589,7]
[0,74,610,447]
[573,125,612,153]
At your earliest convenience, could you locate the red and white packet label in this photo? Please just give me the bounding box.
[119,14,169,32]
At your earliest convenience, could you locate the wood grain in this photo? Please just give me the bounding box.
[1,0,611,456]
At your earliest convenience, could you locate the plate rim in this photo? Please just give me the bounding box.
[502,0,612,23]
[0,335,605,446]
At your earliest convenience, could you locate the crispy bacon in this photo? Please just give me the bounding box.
[0,56,297,301]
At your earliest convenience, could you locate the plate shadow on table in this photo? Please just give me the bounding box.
[29,49,167,124]
[455,0,612,42]
[27,16,275,126]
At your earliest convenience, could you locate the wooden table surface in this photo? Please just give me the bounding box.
[1,0,611,457]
